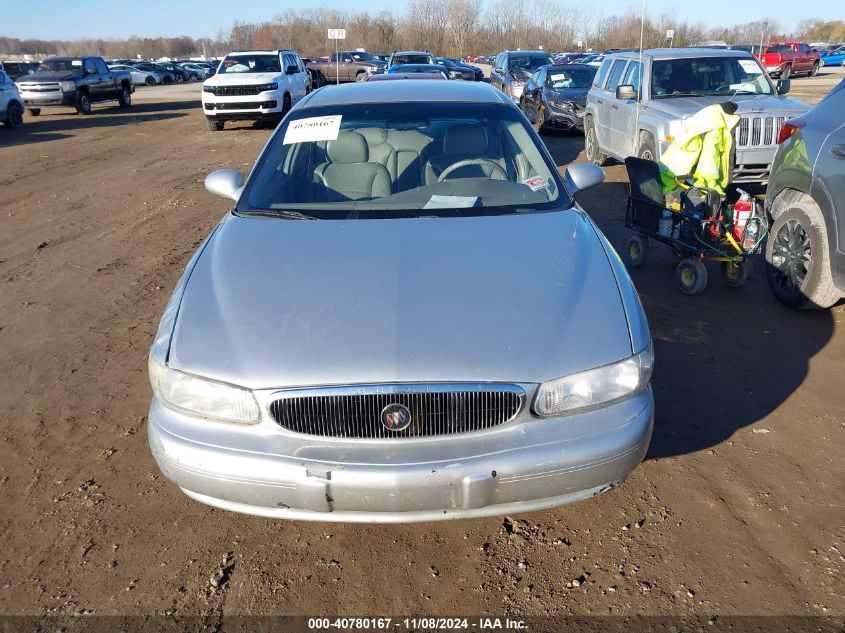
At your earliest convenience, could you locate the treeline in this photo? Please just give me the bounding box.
[1,4,832,60]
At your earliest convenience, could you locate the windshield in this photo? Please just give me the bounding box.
[509,55,552,71]
[392,54,433,65]
[237,102,566,219]
[351,52,377,62]
[546,67,597,89]
[218,54,281,74]
[651,57,773,98]
[38,59,83,73]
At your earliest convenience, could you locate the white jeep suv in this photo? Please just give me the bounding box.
[202,49,309,131]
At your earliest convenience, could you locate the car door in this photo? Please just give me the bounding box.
[0,71,9,113]
[93,58,114,98]
[490,54,505,91]
[611,60,643,158]
[82,59,103,100]
[284,54,306,102]
[524,69,543,120]
[594,59,628,156]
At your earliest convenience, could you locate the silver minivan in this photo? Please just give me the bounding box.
[584,48,809,184]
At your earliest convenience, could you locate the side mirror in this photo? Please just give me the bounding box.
[616,84,637,100]
[564,163,605,196]
[205,169,244,201]
[777,78,791,95]
[286,65,299,75]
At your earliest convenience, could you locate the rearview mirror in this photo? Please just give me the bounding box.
[564,163,605,196]
[616,84,637,100]
[205,169,244,201]
[777,78,791,95]
[286,65,299,75]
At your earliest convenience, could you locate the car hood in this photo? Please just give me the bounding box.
[547,87,589,105]
[167,210,634,389]
[204,72,283,86]
[648,93,810,118]
[17,72,80,83]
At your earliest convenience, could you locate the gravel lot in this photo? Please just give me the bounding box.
[0,69,843,627]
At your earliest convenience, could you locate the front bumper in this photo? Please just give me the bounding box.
[18,89,77,108]
[545,103,586,130]
[148,388,653,522]
[202,91,286,120]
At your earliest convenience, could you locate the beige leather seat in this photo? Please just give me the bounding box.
[424,124,509,184]
[356,127,433,193]
[313,132,391,201]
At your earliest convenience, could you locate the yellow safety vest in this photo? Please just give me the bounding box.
[659,104,740,196]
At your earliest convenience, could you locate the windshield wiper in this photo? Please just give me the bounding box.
[237,209,319,220]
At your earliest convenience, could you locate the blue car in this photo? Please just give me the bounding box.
[821,47,845,67]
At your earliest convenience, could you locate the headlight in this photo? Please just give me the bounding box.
[533,346,653,417]
[148,358,260,425]
[60,81,76,92]
[257,82,278,92]
[202,85,215,93]
[547,99,565,109]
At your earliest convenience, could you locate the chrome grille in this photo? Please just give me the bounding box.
[736,115,785,148]
[269,384,525,438]
[208,85,262,96]
[20,82,60,92]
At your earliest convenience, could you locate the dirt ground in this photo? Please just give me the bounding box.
[0,69,843,629]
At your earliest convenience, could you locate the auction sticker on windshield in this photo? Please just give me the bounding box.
[738,59,762,74]
[524,176,549,192]
[283,115,342,145]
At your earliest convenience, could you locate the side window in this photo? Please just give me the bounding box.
[84,59,97,74]
[94,58,109,74]
[605,60,628,91]
[622,61,642,91]
[0,71,5,84]
[341,53,352,63]
[593,59,612,89]
[283,54,295,71]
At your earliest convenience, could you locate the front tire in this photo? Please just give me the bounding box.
[676,258,708,295]
[145,76,156,86]
[626,235,649,268]
[722,260,752,287]
[5,101,24,129]
[584,117,607,166]
[206,118,224,131]
[809,62,819,77]
[75,92,92,115]
[355,72,367,83]
[117,86,131,107]
[765,200,839,309]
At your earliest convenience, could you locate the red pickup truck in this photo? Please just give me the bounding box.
[760,42,821,79]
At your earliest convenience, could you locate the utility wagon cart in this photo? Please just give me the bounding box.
[623,157,768,295]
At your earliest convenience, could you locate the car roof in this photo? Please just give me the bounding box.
[606,47,755,60]
[302,80,511,107]
[226,50,293,56]
[539,63,596,70]
[505,50,550,55]
[392,51,431,55]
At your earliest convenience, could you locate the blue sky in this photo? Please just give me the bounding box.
[4,0,841,40]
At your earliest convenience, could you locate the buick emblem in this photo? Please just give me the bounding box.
[380,403,411,431]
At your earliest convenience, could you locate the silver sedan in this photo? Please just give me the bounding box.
[108,64,159,86]
[147,80,654,522]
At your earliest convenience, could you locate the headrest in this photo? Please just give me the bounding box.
[356,127,388,146]
[443,124,488,156]
[327,132,368,163]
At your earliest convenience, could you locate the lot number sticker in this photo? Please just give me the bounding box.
[738,59,763,74]
[283,115,342,145]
